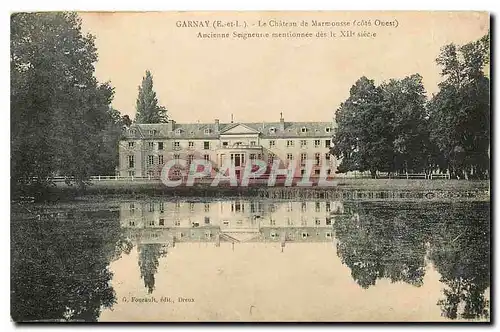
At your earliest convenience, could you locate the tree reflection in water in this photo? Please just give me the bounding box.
[333,201,490,320]
[11,209,132,322]
[137,243,168,294]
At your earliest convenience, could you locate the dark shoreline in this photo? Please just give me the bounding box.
[13,179,490,203]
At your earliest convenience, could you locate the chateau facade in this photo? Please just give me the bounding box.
[118,114,336,178]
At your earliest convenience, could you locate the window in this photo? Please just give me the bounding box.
[160,202,164,213]
[325,202,331,212]
[222,142,228,147]
[315,218,321,226]
[148,142,154,148]
[149,220,155,226]
[129,221,135,226]
[314,140,320,148]
[130,129,136,135]
[325,127,332,133]
[250,141,256,146]
[269,127,276,134]
[300,140,307,147]
[325,139,331,148]
[326,218,332,226]
[204,128,212,135]
[204,216,210,224]
[149,202,154,212]
[314,169,321,175]
[269,140,275,148]
[149,130,157,136]
[148,155,154,165]
[188,155,194,164]
[250,153,256,160]
[325,153,331,160]
[287,153,293,160]
[158,155,164,164]
[128,171,135,177]
[204,141,210,150]
[287,140,294,147]
[173,141,180,149]
[301,127,308,133]
[174,154,180,161]
[175,128,182,135]
[315,202,321,212]
[204,154,210,161]
[204,203,210,212]
[158,142,164,150]
[268,154,275,164]
[159,218,165,226]
[128,141,134,148]
[301,202,307,212]
[128,155,134,168]
[174,220,181,226]
[300,153,307,165]
[315,153,321,166]
[188,141,194,148]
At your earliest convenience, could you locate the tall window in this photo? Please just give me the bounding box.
[188,154,194,164]
[287,153,293,160]
[325,139,331,148]
[204,141,210,150]
[128,141,134,148]
[204,154,210,161]
[158,155,164,164]
[173,141,180,149]
[174,154,180,162]
[300,153,307,165]
[314,140,320,148]
[268,154,274,164]
[315,153,321,166]
[250,141,256,146]
[158,142,164,150]
[300,140,307,148]
[250,154,256,160]
[148,155,154,165]
[269,140,275,148]
[325,153,331,161]
[287,140,294,147]
[189,141,194,148]
[128,155,134,168]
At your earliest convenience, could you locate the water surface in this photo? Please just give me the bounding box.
[11,198,490,322]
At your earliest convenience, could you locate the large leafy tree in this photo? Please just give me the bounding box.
[380,74,430,173]
[11,12,120,195]
[135,70,168,123]
[332,77,394,177]
[427,33,490,179]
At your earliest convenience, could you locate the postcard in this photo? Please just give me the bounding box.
[10,11,490,322]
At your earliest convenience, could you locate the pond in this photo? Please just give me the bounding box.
[11,197,490,322]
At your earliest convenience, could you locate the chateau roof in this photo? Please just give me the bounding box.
[123,121,335,139]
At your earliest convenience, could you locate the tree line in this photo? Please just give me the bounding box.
[331,33,490,179]
[11,12,168,197]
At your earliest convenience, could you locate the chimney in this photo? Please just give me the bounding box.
[215,119,220,132]
[279,112,285,131]
[167,119,176,132]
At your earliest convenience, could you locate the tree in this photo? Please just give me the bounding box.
[380,74,430,173]
[428,34,490,179]
[11,12,120,196]
[331,77,394,177]
[137,243,168,294]
[135,70,168,123]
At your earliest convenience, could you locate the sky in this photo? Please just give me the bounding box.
[79,11,489,123]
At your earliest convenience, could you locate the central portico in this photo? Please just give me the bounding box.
[217,123,264,169]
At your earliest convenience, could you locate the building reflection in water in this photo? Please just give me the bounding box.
[119,199,346,294]
[120,200,346,246]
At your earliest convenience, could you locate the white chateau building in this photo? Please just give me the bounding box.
[118,114,336,178]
